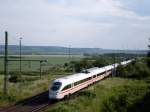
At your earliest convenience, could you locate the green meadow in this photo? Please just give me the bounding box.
[0,55,83,72]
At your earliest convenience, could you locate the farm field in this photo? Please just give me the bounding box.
[0,55,84,72]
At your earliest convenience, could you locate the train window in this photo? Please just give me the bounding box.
[88,77,92,80]
[74,80,82,86]
[93,75,96,78]
[74,82,78,86]
[97,73,101,76]
[74,77,92,86]
[54,82,62,85]
[97,72,105,76]
[81,70,90,74]
[51,82,62,91]
[78,80,82,85]
[62,84,71,91]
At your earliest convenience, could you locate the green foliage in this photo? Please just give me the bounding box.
[48,90,96,112]
[146,57,150,68]
[0,92,16,102]
[102,84,150,112]
[116,59,150,79]
[92,58,109,67]
[102,93,128,112]
[48,102,80,112]
[65,59,94,72]
[48,105,69,112]
[66,56,114,72]
[9,72,22,83]
[47,78,150,112]
[72,61,83,72]
[127,92,150,112]
[77,90,96,98]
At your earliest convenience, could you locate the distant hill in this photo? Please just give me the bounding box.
[0,45,147,55]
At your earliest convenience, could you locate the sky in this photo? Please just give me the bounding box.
[0,0,150,50]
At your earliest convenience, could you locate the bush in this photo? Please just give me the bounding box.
[102,93,128,112]
[9,72,22,83]
[66,57,112,72]
[0,92,16,102]
[116,60,150,79]
[146,57,150,68]
[102,85,150,112]
[93,59,108,67]
[127,92,150,112]
[77,90,96,99]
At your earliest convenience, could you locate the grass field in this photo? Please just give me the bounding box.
[0,55,84,72]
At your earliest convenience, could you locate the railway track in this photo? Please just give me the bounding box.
[0,91,57,112]
[0,74,113,112]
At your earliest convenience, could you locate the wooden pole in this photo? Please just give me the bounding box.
[3,31,8,95]
[19,37,22,73]
[40,61,42,79]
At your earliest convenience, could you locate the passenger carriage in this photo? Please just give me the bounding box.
[49,60,133,99]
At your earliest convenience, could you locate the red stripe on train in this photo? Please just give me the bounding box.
[59,72,111,95]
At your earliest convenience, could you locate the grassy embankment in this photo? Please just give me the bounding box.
[0,73,66,107]
[47,58,150,112]
[47,78,150,112]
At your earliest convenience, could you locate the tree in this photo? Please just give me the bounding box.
[147,38,150,68]
[147,38,150,57]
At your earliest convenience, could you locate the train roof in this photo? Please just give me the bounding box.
[53,59,133,86]
[54,67,107,85]
[54,73,89,85]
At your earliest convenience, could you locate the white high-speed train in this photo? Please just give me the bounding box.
[49,60,133,100]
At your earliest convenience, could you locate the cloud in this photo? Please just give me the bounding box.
[0,0,149,49]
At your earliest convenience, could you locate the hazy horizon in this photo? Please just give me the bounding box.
[0,44,147,51]
[0,0,150,50]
